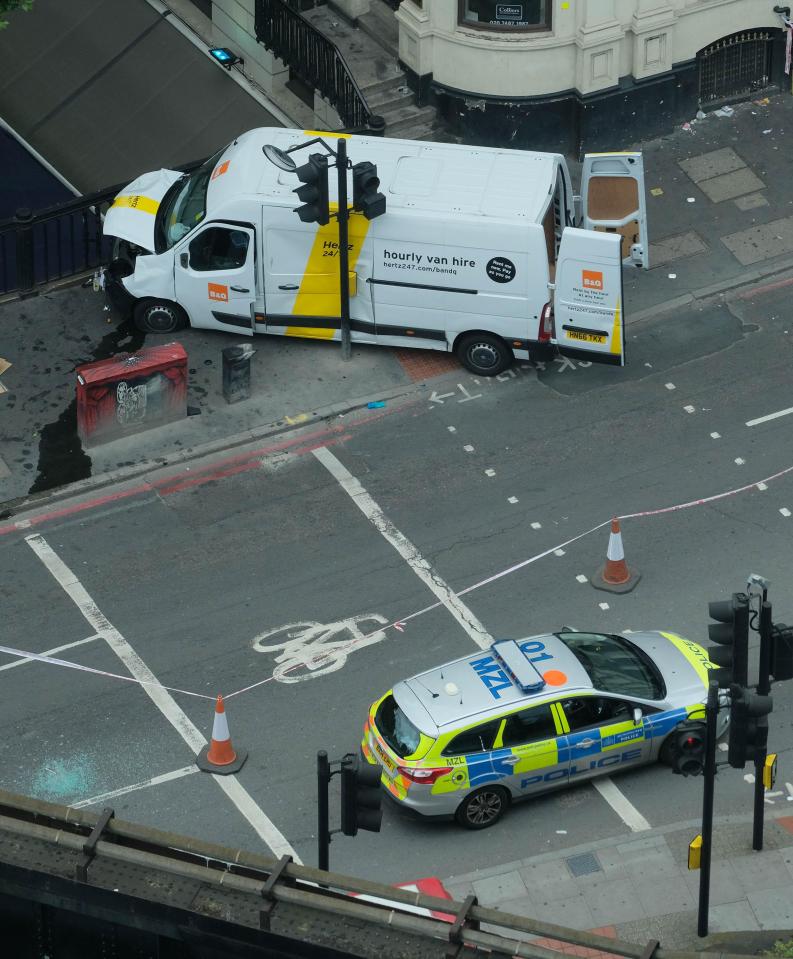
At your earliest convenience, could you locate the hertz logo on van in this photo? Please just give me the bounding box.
[582,270,603,290]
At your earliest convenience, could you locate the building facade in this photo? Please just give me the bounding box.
[396,0,790,152]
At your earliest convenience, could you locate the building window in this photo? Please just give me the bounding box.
[458,0,550,31]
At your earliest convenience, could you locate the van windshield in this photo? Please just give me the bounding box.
[375,694,423,758]
[156,150,223,253]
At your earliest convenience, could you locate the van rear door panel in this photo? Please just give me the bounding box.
[554,228,624,366]
[581,153,648,269]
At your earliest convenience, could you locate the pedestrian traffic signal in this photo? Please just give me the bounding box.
[293,154,330,225]
[340,754,383,836]
[727,684,772,769]
[707,592,749,687]
[770,622,793,682]
[352,161,386,220]
[671,721,707,776]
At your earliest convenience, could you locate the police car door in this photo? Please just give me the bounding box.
[497,702,570,797]
[174,223,256,334]
[558,695,652,783]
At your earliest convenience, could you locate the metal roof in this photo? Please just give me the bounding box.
[395,634,593,734]
[206,127,559,223]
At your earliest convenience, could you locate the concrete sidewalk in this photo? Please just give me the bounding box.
[443,811,793,952]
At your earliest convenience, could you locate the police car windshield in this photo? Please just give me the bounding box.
[557,632,665,700]
[376,694,422,758]
[156,150,223,253]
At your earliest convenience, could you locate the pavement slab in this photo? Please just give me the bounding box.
[678,147,747,183]
[721,215,793,265]
[696,168,766,204]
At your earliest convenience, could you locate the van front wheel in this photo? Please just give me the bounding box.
[456,334,512,376]
[133,299,188,334]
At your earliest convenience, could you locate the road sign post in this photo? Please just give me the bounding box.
[697,680,718,938]
[753,600,772,850]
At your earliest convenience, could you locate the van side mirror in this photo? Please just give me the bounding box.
[633,707,643,725]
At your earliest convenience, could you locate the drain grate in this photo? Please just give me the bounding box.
[565,852,602,877]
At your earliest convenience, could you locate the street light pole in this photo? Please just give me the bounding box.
[336,138,351,361]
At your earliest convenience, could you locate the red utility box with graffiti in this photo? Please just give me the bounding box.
[76,343,188,446]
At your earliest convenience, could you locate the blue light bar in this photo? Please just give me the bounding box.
[491,640,546,693]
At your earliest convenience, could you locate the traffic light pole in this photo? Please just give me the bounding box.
[336,138,351,362]
[317,750,331,871]
[753,600,772,851]
[697,680,719,938]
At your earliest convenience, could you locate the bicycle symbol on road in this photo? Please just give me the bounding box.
[251,614,389,683]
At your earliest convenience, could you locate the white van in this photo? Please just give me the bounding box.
[103,128,648,376]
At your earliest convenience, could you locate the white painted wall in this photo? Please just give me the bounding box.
[396,0,783,97]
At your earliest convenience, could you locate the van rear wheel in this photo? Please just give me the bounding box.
[133,299,188,334]
[456,334,512,376]
[455,786,509,829]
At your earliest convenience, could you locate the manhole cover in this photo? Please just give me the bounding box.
[565,852,602,877]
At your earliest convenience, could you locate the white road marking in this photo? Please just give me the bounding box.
[735,458,746,465]
[25,534,299,862]
[554,549,565,557]
[593,778,651,832]
[665,382,676,390]
[598,602,610,610]
[780,508,791,517]
[508,496,519,504]
[0,634,101,672]
[785,782,793,800]
[530,522,542,530]
[576,574,588,583]
[73,765,199,808]
[746,406,793,427]
[447,426,457,433]
[313,447,493,650]
[463,444,474,452]
[684,405,695,413]
[711,432,721,439]
[429,390,455,404]
[457,384,481,403]
[485,468,496,477]
[718,742,729,752]
[744,773,755,783]
[757,482,768,490]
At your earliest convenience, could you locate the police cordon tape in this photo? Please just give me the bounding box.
[5,462,793,705]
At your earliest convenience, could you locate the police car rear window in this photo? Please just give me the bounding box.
[557,632,665,700]
[376,694,423,759]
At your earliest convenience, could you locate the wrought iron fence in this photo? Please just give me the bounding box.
[0,161,204,298]
[699,30,773,103]
[254,0,382,132]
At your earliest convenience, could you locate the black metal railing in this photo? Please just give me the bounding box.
[0,161,205,298]
[254,0,383,133]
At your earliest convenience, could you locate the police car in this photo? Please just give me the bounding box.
[361,630,727,829]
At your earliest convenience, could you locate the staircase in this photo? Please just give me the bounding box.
[300,2,450,142]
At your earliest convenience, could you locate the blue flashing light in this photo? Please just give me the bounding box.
[209,47,241,69]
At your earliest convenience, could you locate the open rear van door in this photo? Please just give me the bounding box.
[581,153,648,269]
[554,228,624,366]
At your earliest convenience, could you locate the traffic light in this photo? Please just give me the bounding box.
[707,592,749,687]
[293,154,330,225]
[352,161,386,219]
[727,684,772,769]
[340,754,383,836]
[771,622,793,681]
[671,721,707,776]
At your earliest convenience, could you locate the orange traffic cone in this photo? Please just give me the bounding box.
[591,517,641,593]
[196,695,248,775]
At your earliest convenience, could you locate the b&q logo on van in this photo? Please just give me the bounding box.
[582,270,604,291]
[208,283,229,302]
[211,160,230,180]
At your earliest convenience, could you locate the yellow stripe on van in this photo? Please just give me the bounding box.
[111,194,160,215]
[303,130,351,139]
[609,298,622,356]
[287,209,371,339]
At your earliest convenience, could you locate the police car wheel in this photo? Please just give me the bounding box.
[456,334,512,377]
[134,299,188,334]
[455,786,509,829]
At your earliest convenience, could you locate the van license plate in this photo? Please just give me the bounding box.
[567,330,606,344]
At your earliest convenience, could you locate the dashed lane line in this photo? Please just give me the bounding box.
[25,533,299,862]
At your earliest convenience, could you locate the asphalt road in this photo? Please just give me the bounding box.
[1,283,792,884]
